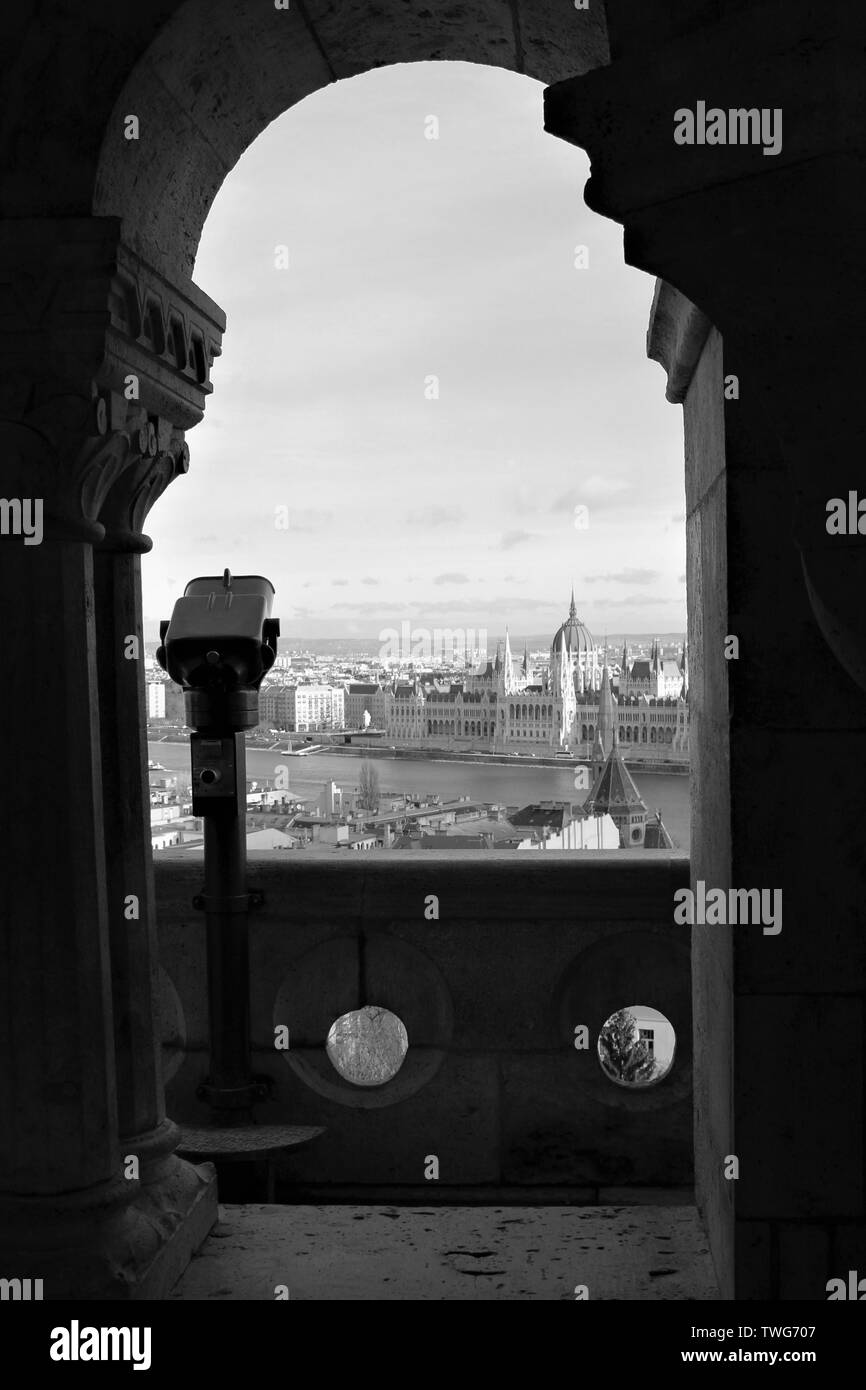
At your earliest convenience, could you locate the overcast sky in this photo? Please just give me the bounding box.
[142,62,686,641]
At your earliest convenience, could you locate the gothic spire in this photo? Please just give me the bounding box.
[503,627,514,695]
[596,657,615,760]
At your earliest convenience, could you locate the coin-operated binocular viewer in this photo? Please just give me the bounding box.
[157,570,278,1122]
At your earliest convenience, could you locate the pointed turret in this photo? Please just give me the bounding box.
[596,660,615,758]
[503,627,514,694]
[568,586,577,622]
[590,658,615,779]
[585,738,648,847]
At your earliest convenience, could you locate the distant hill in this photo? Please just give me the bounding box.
[145,628,685,657]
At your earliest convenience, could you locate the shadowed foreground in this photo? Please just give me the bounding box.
[170,1204,720,1301]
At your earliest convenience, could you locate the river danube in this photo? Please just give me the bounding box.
[149,741,691,849]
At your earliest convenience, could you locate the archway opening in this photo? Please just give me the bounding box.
[139,62,688,858]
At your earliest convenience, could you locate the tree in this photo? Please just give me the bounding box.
[597,1008,659,1084]
[357,761,380,812]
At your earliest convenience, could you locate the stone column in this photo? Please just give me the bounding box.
[545,0,866,1299]
[0,217,224,1297]
[94,439,185,1170]
[0,388,141,1296]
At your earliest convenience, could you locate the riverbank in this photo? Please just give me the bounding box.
[148,729,689,777]
[148,740,692,849]
[323,742,690,777]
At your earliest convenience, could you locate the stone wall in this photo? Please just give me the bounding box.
[155,852,693,1199]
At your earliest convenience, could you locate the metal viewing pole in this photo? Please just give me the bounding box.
[157,571,324,1180]
[196,730,258,1119]
[158,570,278,1120]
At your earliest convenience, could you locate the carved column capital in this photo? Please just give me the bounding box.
[97,420,190,554]
[0,217,224,544]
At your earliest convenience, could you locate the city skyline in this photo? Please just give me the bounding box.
[141,62,686,637]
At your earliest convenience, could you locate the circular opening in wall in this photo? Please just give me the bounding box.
[326,1005,409,1087]
[597,1005,676,1088]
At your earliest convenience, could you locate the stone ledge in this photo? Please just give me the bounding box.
[647,279,712,405]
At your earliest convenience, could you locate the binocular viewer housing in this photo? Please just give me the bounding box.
[157,571,279,732]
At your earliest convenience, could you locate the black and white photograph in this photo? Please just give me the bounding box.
[1,0,864,1358]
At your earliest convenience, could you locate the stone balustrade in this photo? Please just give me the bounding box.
[155,851,692,1200]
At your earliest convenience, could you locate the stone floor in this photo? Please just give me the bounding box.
[170,1204,720,1300]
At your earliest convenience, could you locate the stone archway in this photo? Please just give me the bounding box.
[2,0,862,1308]
[93,0,609,282]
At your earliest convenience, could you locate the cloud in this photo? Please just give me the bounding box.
[600,594,681,607]
[551,477,630,513]
[331,602,400,616]
[584,568,661,586]
[329,595,562,619]
[291,509,333,533]
[433,572,470,585]
[144,64,687,633]
[361,576,379,586]
[405,505,462,527]
[500,530,535,550]
[332,578,349,586]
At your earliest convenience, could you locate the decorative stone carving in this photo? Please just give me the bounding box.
[0,218,224,542]
[97,425,190,554]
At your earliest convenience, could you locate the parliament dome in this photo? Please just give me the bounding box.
[551,590,594,659]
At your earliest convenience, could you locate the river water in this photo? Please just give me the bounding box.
[149,740,691,850]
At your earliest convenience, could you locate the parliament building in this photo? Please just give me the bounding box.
[369,590,689,764]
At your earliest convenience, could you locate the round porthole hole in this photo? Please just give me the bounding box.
[597,1005,676,1088]
[326,1005,409,1086]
